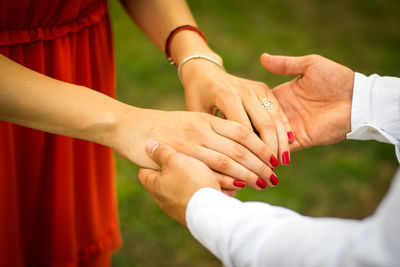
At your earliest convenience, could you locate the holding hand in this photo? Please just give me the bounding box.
[261,54,355,150]
[181,59,293,165]
[138,141,220,226]
[114,108,279,190]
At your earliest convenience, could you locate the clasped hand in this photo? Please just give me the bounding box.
[138,54,355,225]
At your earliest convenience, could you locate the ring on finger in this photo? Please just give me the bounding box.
[261,98,273,110]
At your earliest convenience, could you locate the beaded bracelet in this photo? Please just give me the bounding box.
[165,25,208,66]
[177,54,225,84]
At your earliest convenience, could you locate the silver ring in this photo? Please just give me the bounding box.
[261,98,273,110]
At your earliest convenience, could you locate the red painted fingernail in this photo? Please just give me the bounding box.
[282,151,290,165]
[256,178,267,189]
[270,174,279,185]
[233,180,246,188]
[269,154,279,167]
[287,131,295,143]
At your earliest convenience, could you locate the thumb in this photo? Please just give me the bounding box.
[260,53,309,76]
[145,140,179,168]
[138,168,161,192]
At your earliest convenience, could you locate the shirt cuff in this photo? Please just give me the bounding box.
[347,72,400,161]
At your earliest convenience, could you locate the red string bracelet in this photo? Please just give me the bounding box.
[165,25,208,66]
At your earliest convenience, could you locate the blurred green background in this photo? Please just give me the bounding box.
[109,0,400,266]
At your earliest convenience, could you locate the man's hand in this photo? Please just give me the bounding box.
[261,54,355,150]
[181,59,293,165]
[138,141,221,227]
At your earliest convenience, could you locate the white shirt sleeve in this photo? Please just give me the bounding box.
[186,72,400,266]
[186,170,400,267]
[346,72,400,161]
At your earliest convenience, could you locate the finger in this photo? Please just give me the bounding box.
[265,95,292,165]
[245,96,290,166]
[138,168,161,191]
[243,96,279,156]
[270,84,296,144]
[289,140,302,151]
[210,116,278,168]
[196,145,278,189]
[218,96,253,130]
[222,189,238,197]
[205,133,275,181]
[283,113,295,144]
[260,53,310,76]
[279,107,296,144]
[213,171,246,190]
[194,146,267,190]
[145,140,179,168]
[259,93,292,165]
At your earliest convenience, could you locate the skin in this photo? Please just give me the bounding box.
[138,54,356,225]
[0,55,278,190]
[122,0,292,162]
[262,53,355,150]
[139,141,221,227]
[0,0,295,190]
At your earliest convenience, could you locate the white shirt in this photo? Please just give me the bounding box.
[186,73,400,267]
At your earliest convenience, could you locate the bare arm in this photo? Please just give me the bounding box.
[0,54,126,147]
[120,0,220,65]
[120,0,293,166]
[0,54,277,190]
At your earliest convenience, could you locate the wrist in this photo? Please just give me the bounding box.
[80,94,129,149]
[110,106,167,168]
[109,104,148,151]
[170,30,222,66]
[180,58,224,87]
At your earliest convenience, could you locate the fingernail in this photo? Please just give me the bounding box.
[269,154,279,167]
[233,180,246,188]
[287,131,295,143]
[282,151,290,165]
[270,174,279,185]
[145,140,159,156]
[256,178,267,189]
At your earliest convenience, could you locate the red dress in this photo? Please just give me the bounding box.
[0,0,122,266]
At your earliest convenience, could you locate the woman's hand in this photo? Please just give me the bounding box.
[112,106,280,190]
[261,54,355,150]
[138,141,221,226]
[180,59,293,166]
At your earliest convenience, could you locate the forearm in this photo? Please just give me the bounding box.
[0,55,136,150]
[120,0,221,65]
[187,185,400,267]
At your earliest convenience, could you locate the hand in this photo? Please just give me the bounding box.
[138,141,220,226]
[180,59,293,165]
[260,54,355,150]
[112,107,279,190]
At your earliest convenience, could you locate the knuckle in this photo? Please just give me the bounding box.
[180,121,204,139]
[164,151,180,166]
[232,144,247,161]
[235,124,251,140]
[258,163,269,176]
[280,60,288,75]
[217,88,239,105]
[216,156,231,171]
[307,54,321,62]
[261,120,275,130]
[257,82,270,92]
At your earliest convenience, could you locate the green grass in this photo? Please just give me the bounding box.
[109,0,399,266]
